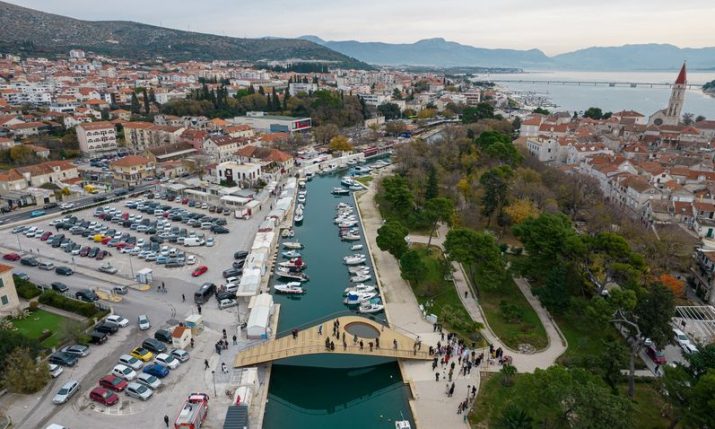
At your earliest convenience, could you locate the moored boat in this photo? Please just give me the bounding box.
[341,232,361,241]
[358,302,384,314]
[274,283,305,294]
[343,254,367,265]
[281,228,295,238]
[278,257,307,271]
[350,274,372,283]
[348,266,370,274]
[332,187,350,195]
[275,269,309,282]
[344,284,377,295]
[282,250,301,258]
[350,244,364,251]
[343,291,377,305]
[283,242,304,249]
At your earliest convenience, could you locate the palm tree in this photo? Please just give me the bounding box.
[495,404,533,429]
[500,363,517,387]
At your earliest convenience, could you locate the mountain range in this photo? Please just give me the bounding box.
[302,36,715,71]
[0,1,368,68]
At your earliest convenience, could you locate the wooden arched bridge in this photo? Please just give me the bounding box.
[234,316,432,367]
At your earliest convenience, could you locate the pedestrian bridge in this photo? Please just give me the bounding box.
[234,315,432,367]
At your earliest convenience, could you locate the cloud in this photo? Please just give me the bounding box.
[6,0,715,55]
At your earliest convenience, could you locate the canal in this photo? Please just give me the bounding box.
[263,167,415,428]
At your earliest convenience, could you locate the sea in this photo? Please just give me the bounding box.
[474,70,715,119]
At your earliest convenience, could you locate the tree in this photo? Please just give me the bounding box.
[480,166,513,226]
[658,273,685,298]
[500,363,517,386]
[663,345,715,428]
[328,135,353,153]
[583,107,605,119]
[682,112,695,125]
[385,121,407,136]
[504,199,540,225]
[494,404,533,429]
[380,175,413,219]
[423,197,453,247]
[2,347,50,393]
[400,249,427,286]
[9,145,35,164]
[313,124,340,145]
[532,107,550,115]
[376,220,409,259]
[425,166,439,201]
[444,228,505,297]
[462,103,495,123]
[0,330,41,370]
[392,88,403,100]
[635,283,675,349]
[142,87,150,114]
[377,103,401,120]
[695,115,706,122]
[130,92,141,114]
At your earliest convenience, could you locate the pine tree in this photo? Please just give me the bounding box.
[258,86,265,96]
[130,92,141,114]
[142,88,150,114]
[271,88,279,111]
[426,166,439,200]
[283,88,290,110]
[248,85,255,94]
[148,88,156,103]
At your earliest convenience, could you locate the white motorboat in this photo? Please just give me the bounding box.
[282,250,301,258]
[332,188,350,195]
[305,172,314,180]
[297,203,305,211]
[274,283,305,294]
[358,302,384,314]
[281,228,295,238]
[348,266,371,274]
[344,254,367,265]
[338,220,358,228]
[350,274,372,283]
[297,194,306,204]
[351,244,364,251]
[294,212,304,224]
[341,232,361,241]
[341,176,355,186]
[395,420,412,429]
[343,291,377,305]
[353,166,372,174]
[347,159,358,165]
[336,203,352,210]
[278,257,307,271]
[283,242,304,249]
[298,180,306,189]
[275,269,309,282]
[344,284,377,295]
[349,184,364,191]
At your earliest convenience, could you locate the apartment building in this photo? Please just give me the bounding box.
[76,121,118,155]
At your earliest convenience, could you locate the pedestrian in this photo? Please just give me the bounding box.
[162,281,165,290]
[359,340,364,350]
[432,358,438,370]
[222,329,227,340]
[233,335,237,345]
[197,305,202,315]
[318,325,323,335]
[164,414,169,427]
[221,362,227,373]
[204,359,209,370]
[448,368,453,382]
[435,372,440,381]
[448,383,455,397]
[330,341,335,351]
[393,339,398,349]
[190,338,195,348]
[375,337,379,348]
[433,322,437,332]
[369,342,373,352]
[182,293,185,302]
[464,290,468,299]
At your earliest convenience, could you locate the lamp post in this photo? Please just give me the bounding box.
[16,234,22,252]
[211,370,217,396]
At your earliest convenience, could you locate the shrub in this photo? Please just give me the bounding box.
[28,301,39,311]
[13,276,41,300]
[37,329,53,343]
[38,291,99,318]
[499,300,524,322]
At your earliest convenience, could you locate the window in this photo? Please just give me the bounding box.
[1,295,8,305]
[0,278,3,288]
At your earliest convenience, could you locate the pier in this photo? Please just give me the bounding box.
[489,79,698,89]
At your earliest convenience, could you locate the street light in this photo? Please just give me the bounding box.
[211,370,217,396]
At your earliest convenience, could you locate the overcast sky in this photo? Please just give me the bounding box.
[6,0,715,55]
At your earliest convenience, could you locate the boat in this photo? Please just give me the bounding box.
[336,202,351,210]
[298,180,306,189]
[281,228,295,238]
[282,250,301,258]
[347,159,358,165]
[358,302,384,314]
[353,165,372,174]
[338,220,358,228]
[348,266,370,274]
[274,283,305,294]
[341,176,355,186]
[294,212,304,224]
[275,269,309,282]
[395,420,412,429]
[349,184,364,191]
[343,254,367,265]
[278,257,307,271]
[283,242,304,249]
[305,172,314,181]
[350,274,372,283]
[341,232,361,241]
[343,291,377,305]
[351,244,364,251]
[344,284,377,295]
[332,187,350,195]
[297,195,306,204]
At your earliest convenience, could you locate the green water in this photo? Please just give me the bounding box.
[264,168,414,428]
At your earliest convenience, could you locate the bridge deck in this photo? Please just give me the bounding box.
[234,315,432,367]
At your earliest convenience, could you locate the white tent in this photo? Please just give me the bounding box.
[237,268,262,297]
[251,231,275,252]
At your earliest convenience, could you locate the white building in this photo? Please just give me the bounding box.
[230,112,311,134]
[288,82,318,96]
[76,121,118,155]
[526,137,561,162]
[215,161,263,186]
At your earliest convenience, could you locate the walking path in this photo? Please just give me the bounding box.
[408,227,568,373]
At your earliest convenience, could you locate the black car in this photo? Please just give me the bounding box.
[88,247,99,258]
[43,202,59,209]
[20,257,39,267]
[55,266,74,276]
[95,321,119,334]
[49,351,78,367]
[211,225,229,234]
[51,282,69,293]
[215,290,234,302]
[142,338,167,354]
[154,329,172,344]
[75,289,99,302]
[223,268,242,278]
[89,330,108,344]
[92,195,107,202]
[233,259,246,269]
[234,250,249,260]
[214,218,227,226]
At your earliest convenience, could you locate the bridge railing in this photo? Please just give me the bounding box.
[237,341,432,365]
[273,310,381,339]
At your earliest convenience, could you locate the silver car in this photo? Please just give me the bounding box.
[136,373,161,390]
[170,349,190,363]
[60,344,90,358]
[125,382,153,401]
[138,315,150,330]
[52,380,80,404]
[118,354,144,370]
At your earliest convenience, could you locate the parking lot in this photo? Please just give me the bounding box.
[0,191,275,429]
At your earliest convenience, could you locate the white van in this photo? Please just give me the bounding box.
[184,237,204,247]
[38,261,55,271]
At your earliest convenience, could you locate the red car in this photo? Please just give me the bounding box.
[101,237,112,245]
[646,343,667,365]
[181,198,189,205]
[192,266,208,277]
[99,375,128,392]
[89,387,119,406]
[3,253,21,261]
[40,231,53,241]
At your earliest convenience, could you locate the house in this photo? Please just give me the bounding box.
[519,116,543,137]
[236,145,294,172]
[215,161,263,187]
[692,249,715,304]
[110,155,155,185]
[76,121,118,155]
[0,160,79,192]
[203,136,244,161]
[110,109,132,121]
[171,325,192,350]
[24,144,50,158]
[526,137,560,162]
[0,137,18,149]
[156,160,188,179]
[224,125,255,139]
[123,122,184,151]
[8,121,47,138]
[0,264,20,316]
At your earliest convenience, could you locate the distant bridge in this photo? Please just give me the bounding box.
[489,79,699,89]
[234,316,432,367]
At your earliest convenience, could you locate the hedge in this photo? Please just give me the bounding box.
[13,276,41,300]
[38,291,102,319]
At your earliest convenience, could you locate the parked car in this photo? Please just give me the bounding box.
[31,209,46,217]
[51,282,69,293]
[154,329,172,344]
[130,347,154,362]
[99,375,128,392]
[89,387,119,406]
[125,382,153,401]
[136,372,161,390]
[142,363,170,378]
[673,328,698,354]
[48,363,64,378]
[52,380,80,404]
[222,268,241,278]
[154,353,180,369]
[89,330,108,344]
[59,344,90,358]
[118,354,144,370]
[3,252,21,261]
[55,266,74,276]
[112,364,137,381]
[20,256,39,267]
[218,298,238,310]
[170,349,190,363]
[192,265,208,277]
[142,338,167,354]
[98,263,118,274]
[645,341,667,365]
[75,289,98,302]
[138,314,151,331]
[106,315,129,327]
[49,352,78,367]
[95,321,119,335]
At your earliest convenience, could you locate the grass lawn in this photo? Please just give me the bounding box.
[11,309,70,349]
[475,271,548,350]
[409,244,483,343]
[354,176,373,187]
[623,382,670,429]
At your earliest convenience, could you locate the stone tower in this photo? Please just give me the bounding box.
[648,62,687,126]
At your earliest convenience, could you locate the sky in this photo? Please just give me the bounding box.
[5,0,715,55]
